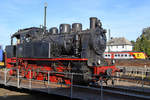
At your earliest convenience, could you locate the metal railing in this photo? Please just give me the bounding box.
[0,67,150,100]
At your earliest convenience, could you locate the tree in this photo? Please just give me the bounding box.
[130,40,135,46]
[134,38,141,52]
[134,34,150,57]
[140,35,147,52]
[144,40,150,56]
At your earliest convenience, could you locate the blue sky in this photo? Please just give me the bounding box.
[0,0,150,47]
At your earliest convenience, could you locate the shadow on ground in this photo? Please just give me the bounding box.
[0,84,80,100]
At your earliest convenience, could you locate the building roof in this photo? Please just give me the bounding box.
[107,37,132,46]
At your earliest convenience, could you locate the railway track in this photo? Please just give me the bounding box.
[102,86,150,100]
[106,59,150,67]
[71,83,150,100]
[115,59,150,67]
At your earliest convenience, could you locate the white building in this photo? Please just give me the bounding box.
[105,37,133,52]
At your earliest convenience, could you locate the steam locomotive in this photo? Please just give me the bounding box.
[5,17,118,84]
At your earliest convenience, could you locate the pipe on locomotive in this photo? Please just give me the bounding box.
[72,23,82,32]
[90,17,102,29]
[90,17,97,29]
[49,27,58,34]
[49,17,101,34]
[44,3,47,33]
[59,24,71,34]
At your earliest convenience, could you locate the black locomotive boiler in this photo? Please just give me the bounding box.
[5,17,118,84]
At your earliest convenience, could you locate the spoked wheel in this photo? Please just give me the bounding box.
[105,68,115,86]
[96,68,114,86]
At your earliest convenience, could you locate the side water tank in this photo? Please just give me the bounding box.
[59,24,71,34]
[49,27,58,34]
[72,23,82,32]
